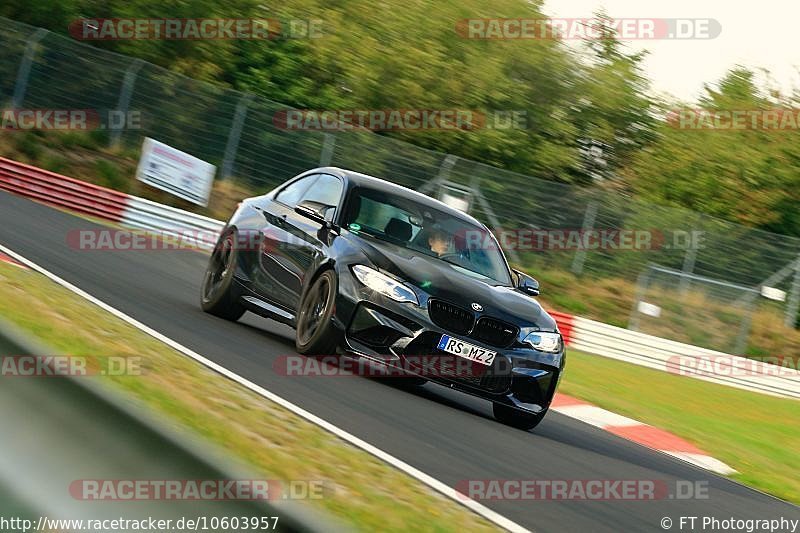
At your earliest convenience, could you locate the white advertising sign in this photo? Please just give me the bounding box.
[637,301,662,318]
[136,137,216,206]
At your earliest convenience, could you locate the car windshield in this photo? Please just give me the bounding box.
[343,187,512,285]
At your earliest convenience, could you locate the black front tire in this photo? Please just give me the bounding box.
[201,230,246,321]
[295,270,340,355]
[493,403,546,431]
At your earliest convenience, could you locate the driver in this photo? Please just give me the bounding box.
[428,229,452,256]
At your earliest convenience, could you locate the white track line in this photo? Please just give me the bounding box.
[0,242,530,533]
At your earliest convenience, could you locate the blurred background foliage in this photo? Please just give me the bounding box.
[7,0,798,235]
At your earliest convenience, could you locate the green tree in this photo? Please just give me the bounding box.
[627,67,800,236]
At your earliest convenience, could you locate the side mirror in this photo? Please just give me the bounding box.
[295,200,335,228]
[513,269,540,297]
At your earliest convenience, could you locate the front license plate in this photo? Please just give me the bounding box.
[437,335,496,366]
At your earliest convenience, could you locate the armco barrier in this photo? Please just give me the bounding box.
[569,316,800,399]
[0,157,224,248]
[1,156,799,399]
[0,157,128,222]
[548,311,574,346]
[121,195,225,248]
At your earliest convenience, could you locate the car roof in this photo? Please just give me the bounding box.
[311,167,486,227]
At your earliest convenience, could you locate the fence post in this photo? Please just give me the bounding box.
[678,214,702,295]
[110,59,144,148]
[470,175,521,266]
[571,201,598,275]
[628,266,654,331]
[785,255,800,328]
[435,153,458,181]
[11,28,48,109]
[735,294,757,355]
[418,154,458,195]
[319,133,336,167]
[678,246,698,295]
[220,94,252,180]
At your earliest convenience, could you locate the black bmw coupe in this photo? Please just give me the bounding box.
[201,168,565,430]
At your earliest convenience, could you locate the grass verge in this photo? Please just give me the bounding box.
[0,260,498,532]
[560,350,800,504]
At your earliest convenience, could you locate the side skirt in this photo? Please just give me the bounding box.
[240,295,296,327]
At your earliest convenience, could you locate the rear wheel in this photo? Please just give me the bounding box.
[493,403,546,430]
[201,231,245,321]
[296,270,340,355]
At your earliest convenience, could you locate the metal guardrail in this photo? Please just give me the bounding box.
[569,316,800,399]
[122,195,225,249]
[0,157,129,222]
[124,195,225,233]
[0,157,225,248]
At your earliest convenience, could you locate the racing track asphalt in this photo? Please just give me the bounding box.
[1,190,798,532]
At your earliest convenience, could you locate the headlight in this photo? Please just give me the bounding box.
[351,265,418,304]
[521,329,562,353]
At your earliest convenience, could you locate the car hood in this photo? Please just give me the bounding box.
[345,232,557,331]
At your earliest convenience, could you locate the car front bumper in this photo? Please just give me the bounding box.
[332,271,565,415]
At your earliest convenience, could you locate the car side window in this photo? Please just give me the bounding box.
[298,174,343,220]
[274,175,318,207]
[300,174,343,207]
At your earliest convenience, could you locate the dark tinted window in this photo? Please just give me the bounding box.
[343,187,511,285]
[274,175,316,207]
[300,174,343,209]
